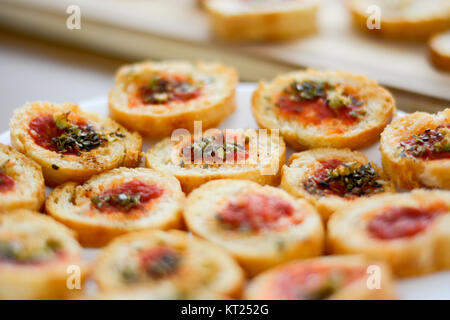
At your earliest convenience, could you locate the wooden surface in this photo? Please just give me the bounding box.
[0,0,449,112]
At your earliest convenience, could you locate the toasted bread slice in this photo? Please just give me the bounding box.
[380,108,450,189]
[328,190,450,277]
[109,60,237,138]
[429,30,450,71]
[0,210,86,299]
[183,179,324,276]
[244,255,395,300]
[252,69,395,150]
[204,0,320,42]
[10,102,142,187]
[0,143,45,211]
[281,148,396,221]
[348,0,450,40]
[145,128,286,193]
[92,230,245,298]
[46,168,185,247]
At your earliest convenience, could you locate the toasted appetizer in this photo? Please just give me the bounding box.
[204,0,320,42]
[328,190,450,277]
[0,143,45,211]
[244,255,395,300]
[146,128,285,193]
[429,30,450,71]
[252,69,395,150]
[183,179,324,276]
[380,109,450,189]
[109,61,237,138]
[46,168,185,247]
[281,148,396,221]
[0,210,85,299]
[10,102,142,187]
[92,230,244,298]
[348,0,450,40]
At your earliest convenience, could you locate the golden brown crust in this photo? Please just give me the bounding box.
[109,61,238,138]
[244,255,395,300]
[45,168,185,247]
[145,128,286,193]
[348,0,450,40]
[183,179,324,276]
[328,190,450,277]
[380,108,450,189]
[0,143,45,211]
[204,0,320,42]
[0,210,86,299]
[280,148,396,221]
[429,31,450,71]
[10,102,142,187]
[92,230,245,298]
[252,69,395,150]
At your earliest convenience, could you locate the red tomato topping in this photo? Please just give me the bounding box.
[399,125,450,160]
[139,246,180,279]
[0,172,15,193]
[272,264,366,300]
[28,114,97,155]
[217,193,298,232]
[138,75,200,105]
[92,180,164,213]
[367,207,443,240]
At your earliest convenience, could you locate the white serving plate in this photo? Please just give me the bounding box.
[1,83,449,299]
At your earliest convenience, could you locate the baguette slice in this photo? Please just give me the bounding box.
[0,210,86,299]
[244,255,395,300]
[204,0,320,42]
[252,69,395,150]
[281,148,396,221]
[0,143,45,211]
[109,60,237,138]
[380,108,450,189]
[348,0,450,40]
[46,168,185,247]
[146,128,286,193]
[10,102,142,187]
[328,190,450,277]
[92,229,245,298]
[183,179,324,276]
[429,30,450,71]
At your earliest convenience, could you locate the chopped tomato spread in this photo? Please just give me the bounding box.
[91,180,164,213]
[367,206,443,240]
[137,75,200,105]
[217,193,298,232]
[276,81,364,127]
[139,246,180,279]
[399,125,450,160]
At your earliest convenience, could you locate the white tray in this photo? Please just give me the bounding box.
[1,83,449,299]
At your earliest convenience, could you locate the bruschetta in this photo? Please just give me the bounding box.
[183,179,324,276]
[109,61,237,138]
[380,108,450,189]
[429,30,450,71]
[0,143,45,211]
[244,255,395,300]
[92,230,244,298]
[204,0,320,42]
[328,190,450,277]
[252,69,395,150]
[10,102,142,187]
[348,0,450,40]
[0,210,85,299]
[280,148,396,221]
[46,168,185,247]
[145,128,286,193]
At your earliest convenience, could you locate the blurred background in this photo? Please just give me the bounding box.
[0,0,449,132]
